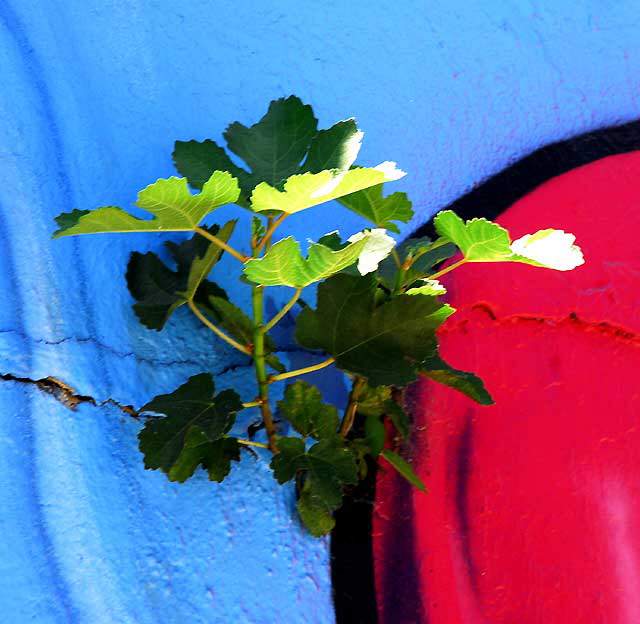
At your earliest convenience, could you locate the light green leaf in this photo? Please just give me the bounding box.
[183,220,237,301]
[243,235,369,288]
[433,210,513,262]
[250,163,406,215]
[380,449,426,492]
[53,171,240,237]
[337,184,413,233]
[405,279,447,296]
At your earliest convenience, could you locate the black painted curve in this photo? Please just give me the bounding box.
[331,118,640,624]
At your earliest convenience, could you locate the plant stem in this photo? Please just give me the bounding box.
[255,213,287,253]
[252,282,278,452]
[268,357,335,383]
[340,376,367,437]
[261,287,303,334]
[391,248,403,269]
[187,299,251,355]
[238,439,269,449]
[195,226,250,263]
[242,401,262,408]
[429,258,467,280]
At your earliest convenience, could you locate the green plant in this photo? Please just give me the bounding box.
[52,96,584,536]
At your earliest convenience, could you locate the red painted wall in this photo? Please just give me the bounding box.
[374,151,640,623]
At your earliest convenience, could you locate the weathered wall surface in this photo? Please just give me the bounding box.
[1,1,639,622]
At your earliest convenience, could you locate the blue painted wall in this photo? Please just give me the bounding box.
[0,1,638,621]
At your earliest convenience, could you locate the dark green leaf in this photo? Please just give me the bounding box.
[419,354,494,405]
[384,399,410,439]
[300,119,362,174]
[126,226,228,331]
[298,485,336,537]
[127,251,183,330]
[378,237,457,288]
[54,209,90,232]
[224,96,318,189]
[357,385,391,417]
[277,381,339,440]
[380,449,426,492]
[138,374,243,482]
[270,436,307,483]
[182,220,237,301]
[295,274,454,386]
[270,436,358,536]
[206,296,280,359]
[172,139,250,197]
[364,413,386,457]
[337,184,413,233]
[265,354,286,374]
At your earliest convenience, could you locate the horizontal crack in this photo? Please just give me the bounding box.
[440,303,640,344]
[0,373,139,417]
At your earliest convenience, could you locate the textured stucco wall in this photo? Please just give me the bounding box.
[1,1,639,622]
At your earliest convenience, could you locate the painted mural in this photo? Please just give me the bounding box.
[1,1,640,622]
[373,124,640,624]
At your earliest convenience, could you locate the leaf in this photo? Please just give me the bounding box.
[182,220,237,301]
[243,235,369,288]
[126,226,228,330]
[168,429,240,483]
[138,374,243,482]
[378,237,457,286]
[297,486,336,537]
[250,163,406,215]
[337,184,413,233]
[405,279,447,296]
[419,354,494,405]
[277,381,339,440]
[384,399,410,439]
[300,119,363,174]
[380,449,426,492]
[364,413,386,457]
[172,139,249,195]
[295,274,454,386]
[270,436,359,536]
[433,210,513,262]
[53,171,240,237]
[357,385,391,417]
[224,95,318,189]
[173,99,366,207]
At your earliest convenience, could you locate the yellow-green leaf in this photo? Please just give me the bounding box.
[53,171,240,237]
[250,163,406,215]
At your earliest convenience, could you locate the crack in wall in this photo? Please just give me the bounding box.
[0,372,139,417]
[440,302,640,345]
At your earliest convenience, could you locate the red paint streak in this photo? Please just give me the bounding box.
[374,152,640,623]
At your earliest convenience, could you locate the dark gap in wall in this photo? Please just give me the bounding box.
[331,118,640,624]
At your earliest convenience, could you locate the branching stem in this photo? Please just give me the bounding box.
[268,357,335,383]
[255,213,288,253]
[187,299,251,355]
[429,258,467,280]
[238,439,269,449]
[195,226,250,263]
[261,287,303,334]
[252,283,278,452]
